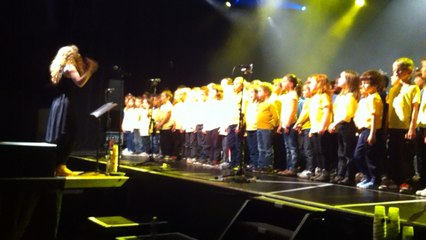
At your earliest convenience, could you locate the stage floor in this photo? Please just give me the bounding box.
[73,153,426,231]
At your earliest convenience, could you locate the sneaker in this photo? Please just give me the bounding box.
[415,188,426,196]
[280,169,296,176]
[355,172,364,183]
[378,178,398,191]
[219,162,230,170]
[356,179,369,188]
[412,173,421,183]
[314,167,321,176]
[122,149,133,156]
[297,170,313,179]
[357,179,374,189]
[399,183,412,194]
[314,169,330,182]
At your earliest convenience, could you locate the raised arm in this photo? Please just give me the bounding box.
[65,57,98,88]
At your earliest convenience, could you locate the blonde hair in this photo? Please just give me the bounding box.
[49,45,84,84]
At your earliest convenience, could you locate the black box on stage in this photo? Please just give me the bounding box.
[0,141,57,177]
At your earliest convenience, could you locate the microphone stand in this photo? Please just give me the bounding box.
[217,64,255,183]
[138,80,160,166]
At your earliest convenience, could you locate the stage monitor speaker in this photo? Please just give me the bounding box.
[108,79,124,111]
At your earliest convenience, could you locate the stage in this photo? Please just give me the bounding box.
[61,152,426,240]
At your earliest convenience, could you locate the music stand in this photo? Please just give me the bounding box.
[89,102,118,175]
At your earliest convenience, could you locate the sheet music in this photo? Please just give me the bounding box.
[90,102,118,118]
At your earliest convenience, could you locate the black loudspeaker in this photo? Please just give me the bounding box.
[107,79,124,111]
[106,79,124,132]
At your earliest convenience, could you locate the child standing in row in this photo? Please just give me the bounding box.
[380,57,420,193]
[277,74,300,176]
[328,70,360,185]
[295,83,315,179]
[121,94,136,155]
[353,70,384,189]
[307,74,333,181]
[245,84,260,170]
[256,82,279,172]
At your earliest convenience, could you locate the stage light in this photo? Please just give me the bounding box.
[355,0,365,7]
[301,6,307,11]
[225,1,232,8]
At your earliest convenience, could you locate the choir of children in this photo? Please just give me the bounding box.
[120,56,426,195]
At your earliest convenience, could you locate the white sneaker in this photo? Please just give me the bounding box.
[416,188,426,196]
[122,149,133,156]
[297,170,313,179]
[219,162,230,169]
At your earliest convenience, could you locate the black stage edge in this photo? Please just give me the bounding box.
[0,142,128,240]
[56,154,426,239]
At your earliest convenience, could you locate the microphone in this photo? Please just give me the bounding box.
[240,64,253,73]
[112,65,120,71]
[105,88,115,93]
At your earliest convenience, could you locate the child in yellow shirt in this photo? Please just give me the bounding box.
[294,82,315,179]
[381,57,420,193]
[256,82,279,172]
[305,74,333,181]
[353,70,384,189]
[277,74,300,176]
[328,70,360,185]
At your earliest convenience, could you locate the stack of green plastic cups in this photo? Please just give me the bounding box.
[386,207,400,240]
[373,205,386,240]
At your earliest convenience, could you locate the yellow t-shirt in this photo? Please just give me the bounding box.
[308,93,332,133]
[417,90,426,128]
[157,101,173,130]
[332,92,358,123]
[295,98,311,130]
[256,99,279,130]
[387,84,420,129]
[270,94,282,117]
[354,92,383,130]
